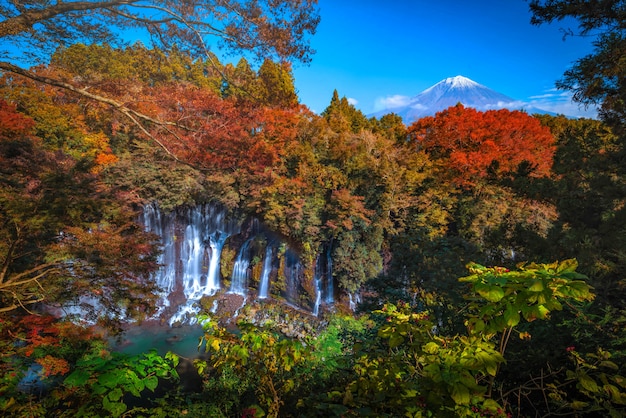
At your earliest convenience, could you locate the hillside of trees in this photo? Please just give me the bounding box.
[1,1,625,417]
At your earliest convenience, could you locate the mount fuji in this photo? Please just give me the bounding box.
[371,76,554,123]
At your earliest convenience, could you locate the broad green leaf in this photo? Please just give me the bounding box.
[403,389,418,399]
[107,387,123,402]
[470,318,485,333]
[388,333,404,348]
[536,305,550,320]
[423,342,439,354]
[557,259,578,273]
[98,372,121,388]
[600,361,619,370]
[482,399,503,411]
[64,370,90,387]
[477,286,504,302]
[476,351,500,376]
[579,372,600,393]
[451,383,470,405]
[144,375,158,392]
[570,400,589,410]
[528,280,544,292]
[504,304,520,327]
[165,351,179,368]
[102,396,127,417]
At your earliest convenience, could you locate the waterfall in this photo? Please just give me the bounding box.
[141,204,177,312]
[313,272,322,317]
[229,238,253,296]
[207,231,228,293]
[141,203,343,324]
[349,293,361,311]
[312,252,325,316]
[258,245,273,299]
[283,249,301,305]
[142,203,240,325]
[180,223,207,301]
[324,244,334,304]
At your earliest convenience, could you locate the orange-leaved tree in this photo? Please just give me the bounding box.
[0,0,319,164]
[0,98,160,322]
[408,104,556,186]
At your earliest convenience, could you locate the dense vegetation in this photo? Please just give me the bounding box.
[1,0,625,417]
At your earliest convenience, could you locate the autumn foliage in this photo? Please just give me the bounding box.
[146,85,303,174]
[408,104,556,186]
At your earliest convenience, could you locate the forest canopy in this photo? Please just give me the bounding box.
[0,1,625,417]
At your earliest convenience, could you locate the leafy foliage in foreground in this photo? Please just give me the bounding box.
[174,260,620,418]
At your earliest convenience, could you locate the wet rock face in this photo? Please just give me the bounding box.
[141,203,336,326]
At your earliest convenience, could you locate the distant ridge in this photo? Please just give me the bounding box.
[371,75,555,123]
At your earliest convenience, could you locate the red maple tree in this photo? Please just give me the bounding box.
[408,104,556,186]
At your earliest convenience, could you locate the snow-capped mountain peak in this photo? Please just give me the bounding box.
[371,75,554,123]
[440,75,480,89]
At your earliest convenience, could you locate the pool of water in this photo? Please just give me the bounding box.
[113,322,207,360]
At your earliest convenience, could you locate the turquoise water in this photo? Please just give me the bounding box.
[114,322,207,360]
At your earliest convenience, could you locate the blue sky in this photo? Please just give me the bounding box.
[292,0,599,118]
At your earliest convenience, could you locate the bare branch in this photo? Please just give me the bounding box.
[0,0,137,37]
[0,264,60,290]
[0,60,196,159]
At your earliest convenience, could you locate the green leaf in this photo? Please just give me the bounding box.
[536,305,550,320]
[144,375,158,392]
[451,383,470,405]
[482,399,502,411]
[194,359,207,375]
[388,333,404,348]
[569,400,589,410]
[98,372,121,388]
[64,370,90,387]
[478,286,504,302]
[528,280,544,292]
[423,342,439,354]
[107,387,123,402]
[476,351,500,376]
[579,372,600,393]
[600,360,619,370]
[165,351,179,368]
[102,396,127,417]
[504,304,520,327]
[557,259,578,273]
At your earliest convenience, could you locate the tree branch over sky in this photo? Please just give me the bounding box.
[529,0,626,123]
[1,0,319,63]
[0,0,319,158]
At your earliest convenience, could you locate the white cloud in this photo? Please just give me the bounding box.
[528,93,561,100]
[374,94,412,111]
[526,89,598,118]
[347,97,358,106]
[482,100,526,110]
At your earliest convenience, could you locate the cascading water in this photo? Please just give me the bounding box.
[349,293,361,311]
[283,249,301,306]
[324,244,334,304]
[142,203,341,324]
[142,203,240,325]
[313,273,322,317]
[141,203,177,312]
[258,244,273,299]
[312,253,324,316]
[229,238,253,296]
[180,223,207,301]
[207,232,228,292]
